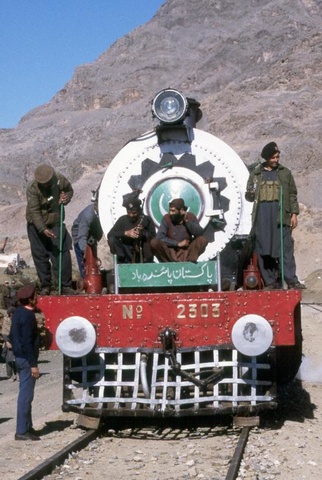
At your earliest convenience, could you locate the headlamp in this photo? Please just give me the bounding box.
[231,314,273,357]
[55,316,96,358]
[152,89,188,124]
[244,273,260,289]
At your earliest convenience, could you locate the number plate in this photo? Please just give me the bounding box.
[176,301,221,320]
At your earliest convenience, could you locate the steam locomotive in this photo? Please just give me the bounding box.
[38,89,302,427]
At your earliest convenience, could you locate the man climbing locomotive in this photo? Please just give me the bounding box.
[26,164,75,295]
[71,192,103,278]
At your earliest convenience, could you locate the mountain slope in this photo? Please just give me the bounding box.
[0,0,321,277]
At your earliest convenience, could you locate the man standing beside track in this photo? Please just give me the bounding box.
[10,284,40,441]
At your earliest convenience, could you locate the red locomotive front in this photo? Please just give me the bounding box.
[37,89,302,425]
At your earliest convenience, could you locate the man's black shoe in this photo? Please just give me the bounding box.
[288,282,306,290]
[15,432,40,441]
[62,287,79,295]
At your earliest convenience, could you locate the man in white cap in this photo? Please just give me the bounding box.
[26,164,75,295]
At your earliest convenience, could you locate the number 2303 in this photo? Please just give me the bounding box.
[177,303,220,319]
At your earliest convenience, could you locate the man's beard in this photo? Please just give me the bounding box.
[170,213,183,225]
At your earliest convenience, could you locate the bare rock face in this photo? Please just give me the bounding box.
[0,0,321,278]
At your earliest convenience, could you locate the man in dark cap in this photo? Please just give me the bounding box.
[150,198,208,262]
[107,196,156,263]
[9,284,40,440]
[245,142,305,290]
[26,164,75,295]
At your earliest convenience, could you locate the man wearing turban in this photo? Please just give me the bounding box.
[150,198,208,262]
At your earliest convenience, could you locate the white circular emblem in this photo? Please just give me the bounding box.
[55,316,96,358]
[231,314,273,357]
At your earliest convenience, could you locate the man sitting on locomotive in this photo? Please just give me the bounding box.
[150,198,208,262]
[107,197,156,263]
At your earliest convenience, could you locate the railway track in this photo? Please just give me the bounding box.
[225,427,250,480]
[15,421,253,480]
[17,429,99,480]
[7,373,318,480]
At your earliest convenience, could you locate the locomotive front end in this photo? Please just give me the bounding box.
[38,89,302,426]
[39,288,301,421]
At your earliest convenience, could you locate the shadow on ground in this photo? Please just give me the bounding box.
[260,378,316,428]
[34,419,75,437]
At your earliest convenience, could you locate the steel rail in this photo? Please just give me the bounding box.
[225,426,250,480]
[17,429,99,480]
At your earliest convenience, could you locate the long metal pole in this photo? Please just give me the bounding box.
[114,254,119,294]
[279,184,285,289]
[58,203,64,295]
[217,251,222,291]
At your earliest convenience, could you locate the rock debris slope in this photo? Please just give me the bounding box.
[0,0,321,277]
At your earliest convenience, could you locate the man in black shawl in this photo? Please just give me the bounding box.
[107,195,156,263]
[246,142,305,290]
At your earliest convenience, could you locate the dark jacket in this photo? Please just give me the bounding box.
[72,204,103,253]
[9,306,40,367]
[108,214,156,246]
[156,212,204,248]
[246,163,299,227]
[26,172,73,233]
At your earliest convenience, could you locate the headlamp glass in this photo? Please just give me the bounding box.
[152,89,188,124]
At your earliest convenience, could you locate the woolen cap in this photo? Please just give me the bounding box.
[17,284,36,301]
[261,142,280,161]
[169,198,187,211]
[34,164,54,184]
[125,198,142,211]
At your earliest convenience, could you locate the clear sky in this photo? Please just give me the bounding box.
[0,0,165,128]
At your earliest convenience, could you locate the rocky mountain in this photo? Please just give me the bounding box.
[0,0,321,278]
